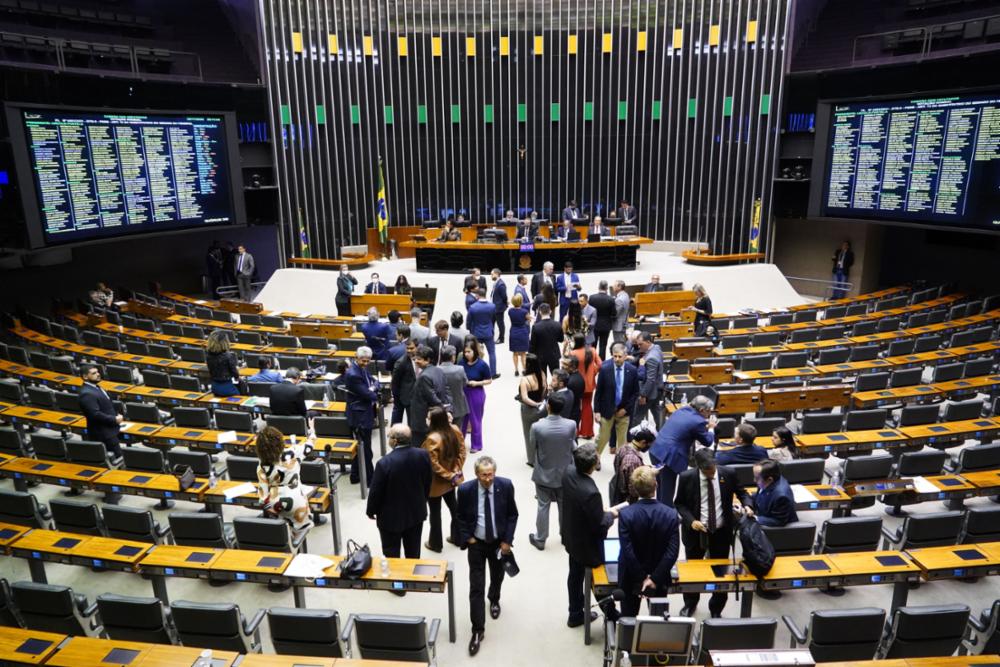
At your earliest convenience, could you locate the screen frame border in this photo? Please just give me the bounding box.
[5,101,246,250]
[808,85,1000,235]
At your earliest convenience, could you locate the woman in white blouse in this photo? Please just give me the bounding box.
[768,426,797,462]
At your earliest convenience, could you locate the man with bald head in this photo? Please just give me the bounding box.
[367,424,432,560]
[644,274,664,292]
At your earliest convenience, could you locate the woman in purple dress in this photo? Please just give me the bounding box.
[459,342,492,452]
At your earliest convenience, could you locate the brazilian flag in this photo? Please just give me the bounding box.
[376,158,389,244]
[298,208,310,258]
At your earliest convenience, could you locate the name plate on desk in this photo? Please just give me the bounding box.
[709,649,815,666]
[844,478,914,498]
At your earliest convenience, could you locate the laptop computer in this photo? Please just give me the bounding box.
[587,232,602,243]
[603,538,620,581]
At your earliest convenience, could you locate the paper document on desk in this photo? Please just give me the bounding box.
[217,430,238,444]
[911,476,939,495]
[119,422,133,430]
[791,484,816,504]
[305,400,316,409]
[223,482,256,499]
[284,553,337,579]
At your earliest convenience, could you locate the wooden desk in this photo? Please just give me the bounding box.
[90,469,209,504]
[116,421,165,443]
[235,656,335,667]
[733,366,819,384]
[211,548,293,583]
[758,555,840,591]
[400,237,653,272]
[657,322,695,340]
[148,425,255,453]
[934,374,1000,399]
[960,469,1000,496]
[9,528,93,583]
[673,340,716,361]
[119,386,208,407]
[906,544,1000,580]
[0,521,31,550]
[898,417,1000,449]
[0,457,105,490]
[634,290,697,316]
[853,384,946,409]
[45,636,152,667]
[681,250,765,265]
[140,644,239,667]
[686,363,734,385]
[66,535,150,571]
[761,384,851,413]
[794,427,908,456]
[902,474,977,506]
[791,484,852,511]
[948,340,1000,360]
[712,344,786,359]
[714,390,762,416]
[827,550,921,587]
[351,294,412,317]
[0,405,85,431]
[0,627,67,664]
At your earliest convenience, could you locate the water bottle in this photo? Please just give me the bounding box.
[208,467,217,489]
[380,557,390,576]
[831,470,841,488]
[194,649,212,667]
[680,392,689,407]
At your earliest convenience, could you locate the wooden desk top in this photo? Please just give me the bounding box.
[0,521,31,549]
[675,558,759,585]
[0,405,85,429]
[827,550,920,577]
[898,417,1000,441]
[138,544,224,570]
[118,421,165,438]
[120,386,208,403]
[10,528,92,555]
[68,535,151,567]
[921,474,977,493]
[905,544,1000,574]
[45,636,151,667]
[400,237,653,250]
[787,286,909,312]
[92,469,208,495]
[763,555,839,581]
[212,548,293,576]
[784,338,857,351]
[934,374,1000,394]
[733,367,819,383]
[853,384,946,408]
[139,644,240,667]
[799,485,852,504]
[0,626,67,664]
[0,457,105,484]
[794,428,907,453]
[234,656,335,667]
[317,556,448,585]
[905,657,1000,667]
[958,469,1000,491]
[152,426,254,447]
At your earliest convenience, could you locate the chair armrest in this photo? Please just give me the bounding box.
[340,613,356,646]
[83,601,99,617]
[881,525,900,544]
[243,608,266,638]
[427,617,441,648]
[39,504,51,521]
[781,615,807,646]
[155,523,171,539]
[968,614,988,633]
[944,457,959,473]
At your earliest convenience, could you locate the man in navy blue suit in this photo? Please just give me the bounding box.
[649,395,717,506]
[457,456,518,656]
[750,459,798,527]
[490,269,508,345]
[344,346,380,487]
[360,307,393,362]
[716,423,768,466]
[617,466,680,617]
[78,364,123,458]
[468,289,499,378]
[363,272,388,294]
[366,424,432,559]
[554,261,581,322]
[594,343,640,466]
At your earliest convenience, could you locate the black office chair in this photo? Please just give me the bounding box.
[889,367,922,388]
[845,409,889,431]
[914,334,944,353]
[838,454,894,514]
[66,439,120,468]
[31,433,67,461]
[721,334,751,349]
[215,409,255,432]
[946,442,1000,474]
[25,385,55,408]
[732,316,758,329]
[226,455,260,482]
[11,582,102,637]
[751,332,781,347]
[800,412,843,434]
[849,344,880,362]
[170,374,202,392]
[713,418,736,441]
[54,390,81,413]
[814,516,883,554]
[851,321,878,337]
[932,362,965,383]
[140,369,170,389]
[268,607,344,657]
[726,464,756,487]
[314,415,353,438]
[241,314,262,326]
[146,344,173,360]
[237,331,264,346]
[172,407,212,428]
[271,334,300,348]
[103,505,171,544]
[247,382,273,398]
[778,458,825,485]
[740,355,774,371]
[885,339,917,357]
[881,510,964,550]
[761,522,816,557]
[97,593,176,644]
[0,490,50,528]
[855,372,890,392]
[877,604,970,659]
[898,403,942,427]
[944,399,985,422]
[126,341,150,357]
[894,449,948,477]
[342,613,439,663]
[959,506,1000,545]
[817,347,850,365]
[233,517,307,553]
[49,499,104,536]
[825,305,849,319]
[261,315,285,328]
[694,617,777,664]
[167,450,225,479]
[170,600,265,653]
[783,607,886,661]
[265,414,308,436]
[125,401,171,425]
[176,346,207,363]
[775,351,809,369]
[962,599,1000,656]
[789,329,820,344]
[168,512,234,549]
[964,357,994,378]
[743,417,786,437]
[769,313,793,325]
[0,427,31,456]
[0,579,21,628]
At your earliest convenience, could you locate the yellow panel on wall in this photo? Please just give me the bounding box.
[328,34,338,53]
[291,32,303,53]
[672,28,683,49]
[397,36,408,56]
[362,35,374,55]
[636,31,647,52]
[432,36,443,56]
[534,35,544,54]
[708,25,720,46]
[746,20,758,42]
[567,34,578,54]
[466,36,476,56]
[499,35,510,55]
[602,32,613,53]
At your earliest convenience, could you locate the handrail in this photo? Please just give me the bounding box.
[851,12,1000,64]
[783,275,853,300]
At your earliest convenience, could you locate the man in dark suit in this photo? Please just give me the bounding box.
[78,364,123,457]
[235,244,255,301]
[457,456,518,656]
[633,332,665,429]
[562,443,619,627]
[616,200,637,222]
[649,395,717,506]
[528,303,564,375]
[717,423,768,466]
[587,216,609,237]
[389,334,417,425]
[367,424,432,559]
[562,355,586,427]
[530,261,555,298]
[360,307,393,362]
[831,240,854,299]
[269,367,308,418]
[589,281,616,359]
[363,272,388,294]
[408,345,451,447]
[344,348,380,486]
[426,320,463,365]
[594,343,640,464]
[490,269,508,344]
[674,448,751,617]
[618,466,680,617]
[554,261,581,322]
[384,323,409,374]
[468,268,487,292]
[562,199,582,221]
[750,460,798,527]
[547,369,576,421]
[468,289,499,378]
[643,274,664,292]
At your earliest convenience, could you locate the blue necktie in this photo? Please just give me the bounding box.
[484,488,495,542]
[237,255,243,273]
[615,366,623,406]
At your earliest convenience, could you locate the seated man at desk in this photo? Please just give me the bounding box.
[587,216,609,237]
[716,424,768,466]
[269,367,309,417]
[501,209,517,224]
[516,218,539,240]
[364,272,388,294]
[248,357,282,383]
[748,460,798,528]
[555,219,581,241]
[437,221,461,242]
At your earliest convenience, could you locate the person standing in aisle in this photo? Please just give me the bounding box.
[336,264,358,316]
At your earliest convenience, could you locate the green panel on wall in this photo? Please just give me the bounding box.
[484,104,494,123]
[383,106,394,124]
[416,105,427,124]
[687,98,697,118]
[314,105,325,125]
[280,105,291,125]
[723,96,733,117]
[760,94,771,115]
[349,105,360,124]
[617,101,628,120]
[550,102,560,121]
[517,103,527,122]
[583,101,594,121]
[451,104,461,124]
[651,100,662,120]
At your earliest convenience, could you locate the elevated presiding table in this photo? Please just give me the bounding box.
[400,237,653,272]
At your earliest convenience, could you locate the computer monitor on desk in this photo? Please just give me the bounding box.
[603,538,620,581]
[617,224,638,238]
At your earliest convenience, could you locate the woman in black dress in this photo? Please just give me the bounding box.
[394,274,412,295]
[689,283,713,337]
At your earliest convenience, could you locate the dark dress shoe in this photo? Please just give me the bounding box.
[490,602,501,619]
[756,587,782,600]
[679,605,696,617]
[424,541,443,554]
[528,534,545,550]
[567,611,599,628]
[446,536,456,546]
[492,374,501,380]
[468,631,483,655]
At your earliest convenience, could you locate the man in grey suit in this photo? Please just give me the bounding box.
[612,280,630,343]
[528,393,577,550]
[236,244,255,301]
[633,332,665,428]
[408,307,430,344]
[408,345,452,447]
[426,320,464,365]
[438,346,469,425]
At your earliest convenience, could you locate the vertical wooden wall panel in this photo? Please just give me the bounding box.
[259,0,790,263]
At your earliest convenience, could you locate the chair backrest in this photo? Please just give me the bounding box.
[896,450,947,477]
[141,369,171,389]
[0,427,29,456]
[855,372,889,392]
[54,391,81,413]
[261,315,286,328]
[906,312,929,328]
[265,414,307,436]
[769,313,793,325]
[960,506,1000,544]
[233,517,294,552]
[300,383,329,402]
[50,499,104,536]
[161,322,184,337]
[793,310,818,324]
[889,368,922,388]
[25,386,54,408]
[817,347,850,365]
[743,417,786,437]
[241,314,262,326]
[816,517,883,553]
[0,379,24,402]
[851,321,878,337]
[801,412,843,434]
[825,305,848,319]
[247,382,273,398]
[147,343,173,360]
[352,614,431,662]
[914,333,944,353]
[732,316,757,328]
[849,344,880,362]
[66,440,113,466]
[751,332,781,347]
[877,317,900,333]
[181,325,206,339]
[957,442,1000,472]
[176,346,207,363]
[806,607,885,661]
[932,363,964,383]
[739,355,773,372]
[166,450,213,476]
[170,374,202,392]
[721,334,751,349]
[0,579,19,628]
[845,409,888,431]
[0,489,49,528]
[943,398,984,422]
[964,357,994,377]
[12,582,94,636]
[97,593,175,644]
[236,331,263,346]
[882,604,970,659]
[121,446,165,473]
[300,459,330,487]
[789,329,819,344]
[697,617,777,662]
[226,456,260,482]
[776,351,809,369]
[172,407,212,428]
[6,346,30,364]
[761,522,816,556]
[713,418,736,441]
[846,304,869,317]
[898,511,964,549]
[276,355,307,370]
[818,325,846,341]
[271,334,300,348]
[170,600,254,653]
[215,409,254,432]
[267,607,343,657]
[779,458,825,485]
[726,464,756,487]
[102,505,164,544]
[843,454,894,482]
[887,339,917,357]
[125,401,161,424]
[31,433,67,461]
[898,403,941,426]
[168,512,232,549]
